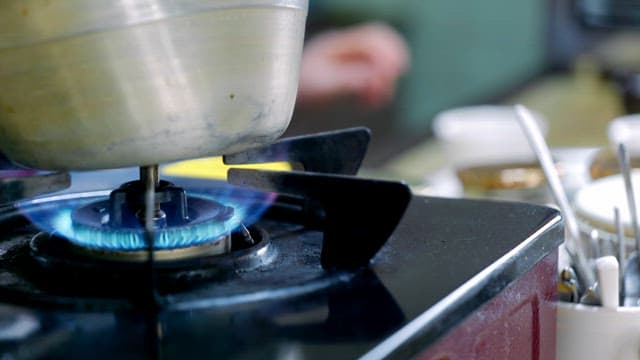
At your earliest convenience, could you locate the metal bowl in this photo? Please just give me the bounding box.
[0,0,308,170]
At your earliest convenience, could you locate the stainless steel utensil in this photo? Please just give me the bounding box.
[590,229,601,259]
[0,0,308,170]
[515,104,595,287]
[580,282,601,306]
[615,206,626,298]
[559,267,580,303]
[617,143,640,306]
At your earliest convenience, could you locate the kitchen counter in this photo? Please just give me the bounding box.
[373,59,625,189]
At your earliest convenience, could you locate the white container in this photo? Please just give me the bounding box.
[433,105,548,168]
[574,171,640,239]
[608,114,640,156]
[557,303,640,360]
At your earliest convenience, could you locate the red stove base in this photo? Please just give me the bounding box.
[418,250,558,360]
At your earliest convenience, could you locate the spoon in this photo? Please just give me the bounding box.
[590,229,600,259]
[615,206,626,299]
[617,143,640,306]
[579,282,601,306]
[558,267,580,303]
[515,104,594,287]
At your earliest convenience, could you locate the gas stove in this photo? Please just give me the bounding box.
[0,128,561,359]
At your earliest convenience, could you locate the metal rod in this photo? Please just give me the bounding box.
[140,165,160,189]
[615,206,625,296]
[590,229,600,259]
[142,166,157,251]
[141,165,158,290]
[141,165,162,356]
[515,104,594,287]
[140,165,163,216]
[617,143,640,255]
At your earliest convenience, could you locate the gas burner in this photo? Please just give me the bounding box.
[27,224,271,296]
[0,192,334,310]
[0,128,415,311]
[35,231,231,263]
[4,174,277,300]
[70,180,235,257]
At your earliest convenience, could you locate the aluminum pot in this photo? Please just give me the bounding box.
[0,0,308,170]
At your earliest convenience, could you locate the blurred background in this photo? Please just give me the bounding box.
[286,0,640,182]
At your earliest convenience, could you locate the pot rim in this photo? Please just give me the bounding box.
[0,0,309,50]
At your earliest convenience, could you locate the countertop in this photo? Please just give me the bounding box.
[372,59,626,191]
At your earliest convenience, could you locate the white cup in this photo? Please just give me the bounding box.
[557,303,640,360]
[433,105,548,168]
[608,114,640,156]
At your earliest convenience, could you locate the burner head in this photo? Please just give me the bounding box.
[65,232,232,262]
[67,180,235,256]
[24,223,273,299]
[19,182,273,260]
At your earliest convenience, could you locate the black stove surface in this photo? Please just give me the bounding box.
[0,129,562,359]
[0,170,562,359]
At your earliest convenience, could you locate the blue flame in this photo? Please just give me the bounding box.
[18,184,275,251]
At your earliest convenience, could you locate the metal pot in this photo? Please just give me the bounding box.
[0,0,308,170]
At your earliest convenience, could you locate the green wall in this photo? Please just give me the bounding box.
[313,0,547,132]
